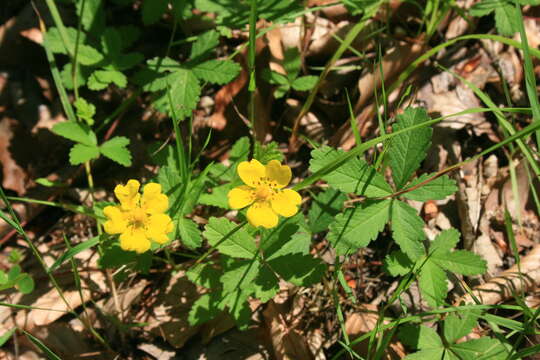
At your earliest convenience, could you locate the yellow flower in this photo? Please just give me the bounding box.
[228,159,301,229]
[103,179,173,253]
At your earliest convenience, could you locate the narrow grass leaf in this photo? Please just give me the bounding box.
[23,330,62,360]
[48,236,100,273]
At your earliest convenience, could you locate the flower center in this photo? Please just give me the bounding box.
[130,207,148,228]
[255,186,272,201]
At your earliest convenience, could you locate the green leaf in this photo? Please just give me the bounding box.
[74,98,96,126]
[60,63,90,89]
[261,69,289,85]
[263,222,311,259]
[48,236,100,273]
[98,243,139,268]
[7,265,20,281]
[199,183,232,209]
[88,70,127,90]
[389,107,433,189]
[399,324,443,350]
[444,311,479,344]
[403,174,457,201]
[0,271,7,285]
[44,27,103,65]
[283,47,301,79]
[419,260,448,307]
[309,146,393,197]
[432,250,487,276]
[404,348,445,360]
[384,250,414,276]
[188,292,222,326]
[117,25,141,50]
[328,200,391,255]
[269,253,325,287]
[190,30,220,61]
[469,0,498,16]
[69,144,100,165]
[307,188,347,233]
[76,0,105,33]
[430,228,461,256]
[450,338,509,360]
[203,217,256,258]
[291,75,318,91]
[253,265,279,302]
[16,274,34,294]
[494,3,520,36]
[390,200,425,260]
[52,121,96,146]
[150,69,200,119]
[177,218,202,249]
[253,141,284,163]
[142,0,168,25]
[100,136,132,166]
[220,257,259,295]
[191,59,241,84]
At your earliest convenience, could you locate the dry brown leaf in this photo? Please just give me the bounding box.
[263,300,317,360]
[0,117,28,195]
[457,244,540,306]
[345,304,405,359]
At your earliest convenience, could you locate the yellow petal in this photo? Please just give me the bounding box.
[247,201,278,229]
[265,160,292,188]
[228,185,255,209]
[103,206,128,234]
[146,213,173,244]
[237,159,265,187]
[114,179,140,210]
[141,182,168,213]
[271,189,301,217]
[119,228,151,253]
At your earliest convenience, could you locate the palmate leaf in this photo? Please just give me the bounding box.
[100,136,132,166]
[190,30,220,61]
[399,324,443,350]
[203,217,256,258]
[419,260,448,307]
[151,69,201,119]
[88,70,127,90]
[432,250,487,276]
[450,338,509,360]
[69,144,100,165]
[384,250,413,276]
[177,218,202,250]
[403,174,457,201]
[389,107,432,189]
[307,188,347,233]
[52,121,96,146]
[328,200,391,255]
[444,311,479,344]
[390,200,425,260]
[309,146,393,197]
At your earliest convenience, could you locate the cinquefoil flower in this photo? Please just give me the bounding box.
[103,179,173,253]
[228,159,301,228]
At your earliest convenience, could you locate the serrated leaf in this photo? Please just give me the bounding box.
[419,260,448,307]
[114,52,144,71]
[430,228,461,256]
[291,75,318,91]
[261,69,289,85]
[263,222,311,260]
[142,0,168,25]
[220,258,259,294]
[44,27,103,65]
[469,0,498,16]
[69,144,100,165]
[52,121,96,146]
[403,174,457,201]
[450,338,508,360]
[404,348,445,360]
[432,250,487,275]
[328,200,391,255]
[188,292,222,326]
[269,253,325,286]
[384,250,414,276]
[494,4,520,36]
[191,59,241,84]
[60,62,90,89]
[389,107,433,189]
[283,47,301,79]
[100,136,132,166]
[199,183,232,209]
[101,27,122,58]
[253,141,284,164]
[444,311,479,344]
[74,98,96,125]
[310,146,393,197]
[253,265,279,302]
[177,218,202,249]
[186,263,221,289]
[190,30,220,61]
[391,200,425,260]
[151,69,200,119]
[88,70,127,90]
[308,188,347,233]
[399,324,443,350]
[203,217,256,258]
